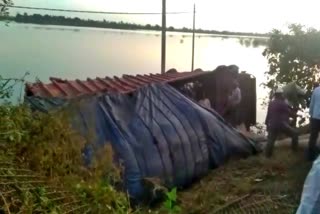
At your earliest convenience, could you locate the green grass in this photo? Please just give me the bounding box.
[178,147,311,214]
[0,140,312,214]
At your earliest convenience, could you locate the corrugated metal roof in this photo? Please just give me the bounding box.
[26,71,208,98]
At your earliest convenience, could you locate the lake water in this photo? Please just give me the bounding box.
[0,22,269,122]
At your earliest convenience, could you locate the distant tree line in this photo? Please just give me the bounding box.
[0,13,268,37]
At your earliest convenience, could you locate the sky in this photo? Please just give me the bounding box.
[10,0,320,33]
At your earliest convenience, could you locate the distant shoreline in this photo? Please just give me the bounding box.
[1,13,269,38]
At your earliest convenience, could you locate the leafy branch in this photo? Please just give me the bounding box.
[263,24,320,126]
[0,0,13,17]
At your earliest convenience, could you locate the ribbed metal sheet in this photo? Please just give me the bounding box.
[26,71,208,98]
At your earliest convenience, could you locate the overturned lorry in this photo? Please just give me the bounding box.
[25,67,258,201]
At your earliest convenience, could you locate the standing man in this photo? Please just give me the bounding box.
[225,80,242,126]
[265,87,299,158]
[307,83,320,161]
[224,65,241,126]
[198,91,212,108]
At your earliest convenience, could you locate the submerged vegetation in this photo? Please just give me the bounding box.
[239,37,268,48]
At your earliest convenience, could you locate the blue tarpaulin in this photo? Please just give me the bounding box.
[25,83,257,200]
[296,156,320,214]
[24,96,67,112]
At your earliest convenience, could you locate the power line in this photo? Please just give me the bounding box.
[8,5,191,15]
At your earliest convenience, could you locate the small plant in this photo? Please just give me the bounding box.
[162,188,181,214]
[73,179,134,214]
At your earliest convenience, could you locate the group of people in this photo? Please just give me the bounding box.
[180,66,320,161]
[265,83,320,161]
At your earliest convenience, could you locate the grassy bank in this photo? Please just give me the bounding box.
[0,105,143,213]
[179,147,311,213]
[0,102,311,213]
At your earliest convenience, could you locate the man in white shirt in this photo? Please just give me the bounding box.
[198,91,211,108]
[308,83,320,161]
[229,82,242,107]
[199,97,211,108]
[225,80,242,126]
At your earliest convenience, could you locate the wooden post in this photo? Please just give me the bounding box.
[191,4,196,72]
[161,0,166,74]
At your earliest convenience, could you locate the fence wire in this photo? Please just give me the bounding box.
[0,160,86,214]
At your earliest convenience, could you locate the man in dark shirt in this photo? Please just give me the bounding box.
[265,88,298,157]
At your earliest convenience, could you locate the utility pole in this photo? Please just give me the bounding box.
[161,0,166,74]
[191,4,196,72]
